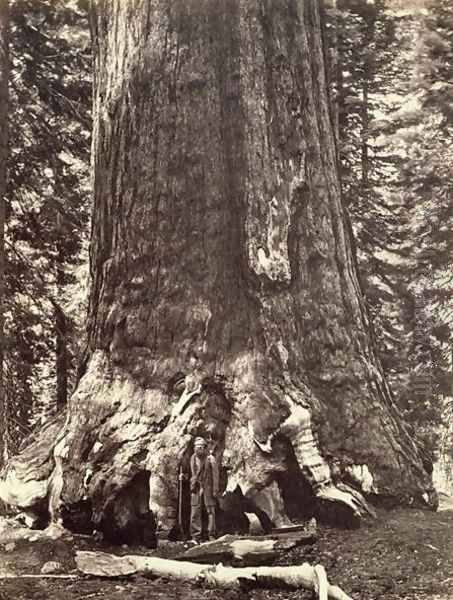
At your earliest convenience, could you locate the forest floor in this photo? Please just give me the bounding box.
[0,494,452,600]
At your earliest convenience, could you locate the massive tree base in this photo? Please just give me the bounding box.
[75,550,353,600]
[0,350,435,543]
[0,0,437,544]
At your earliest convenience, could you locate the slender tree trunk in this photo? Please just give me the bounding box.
[0,0,9,469]
[361,78,369,187]
[322,0,340,145]
[360,15,374,191]
[0,0,435,541]
[55,304,69,409]
[56,212,69,410]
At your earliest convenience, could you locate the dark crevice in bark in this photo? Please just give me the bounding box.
[274,435,317,522]
[62,499,93,535]
[0,0,437,541]
[218,484,274,536]
[99,471,157,547]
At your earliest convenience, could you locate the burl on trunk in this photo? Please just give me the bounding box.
[0,0,435,542]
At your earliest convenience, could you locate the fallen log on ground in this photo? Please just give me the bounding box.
[76,550,353,600]
[175,527,317,566]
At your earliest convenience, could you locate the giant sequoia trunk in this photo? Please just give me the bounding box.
[0,0,435,541]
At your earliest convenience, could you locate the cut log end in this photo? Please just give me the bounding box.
[314,564,329,600]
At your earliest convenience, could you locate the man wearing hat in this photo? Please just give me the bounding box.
[190,437,219,542]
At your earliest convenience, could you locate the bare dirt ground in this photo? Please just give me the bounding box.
[0,497,452,600]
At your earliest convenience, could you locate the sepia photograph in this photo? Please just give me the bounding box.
[0,0,451,598]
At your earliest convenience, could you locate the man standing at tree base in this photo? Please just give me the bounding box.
[190,437,219,542]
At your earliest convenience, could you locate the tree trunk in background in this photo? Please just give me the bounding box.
[0,0,436,541]
[360,14,374,191]
[0,0,8,470]
[320,0,339,146]
[55,304,69,410]
[56,213,69,410]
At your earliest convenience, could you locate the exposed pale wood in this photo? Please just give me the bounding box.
[0,518,67,543]
[314,564,329,600]
[271,524,311,534]
[76,550,353,599]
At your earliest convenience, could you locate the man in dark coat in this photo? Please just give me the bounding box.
[190,437,219,542]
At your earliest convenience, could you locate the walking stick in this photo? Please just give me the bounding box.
[177,465,186,540]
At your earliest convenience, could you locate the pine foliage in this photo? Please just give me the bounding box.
[3,0,91,456]
[330,0,453,461]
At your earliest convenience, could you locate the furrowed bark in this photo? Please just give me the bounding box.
[0,0,435,541]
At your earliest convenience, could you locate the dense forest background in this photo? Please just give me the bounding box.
[1,0,452,487]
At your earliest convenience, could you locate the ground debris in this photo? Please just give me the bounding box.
[41,561,63,574]
[175,526,317,566]
[0,505,450,599]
